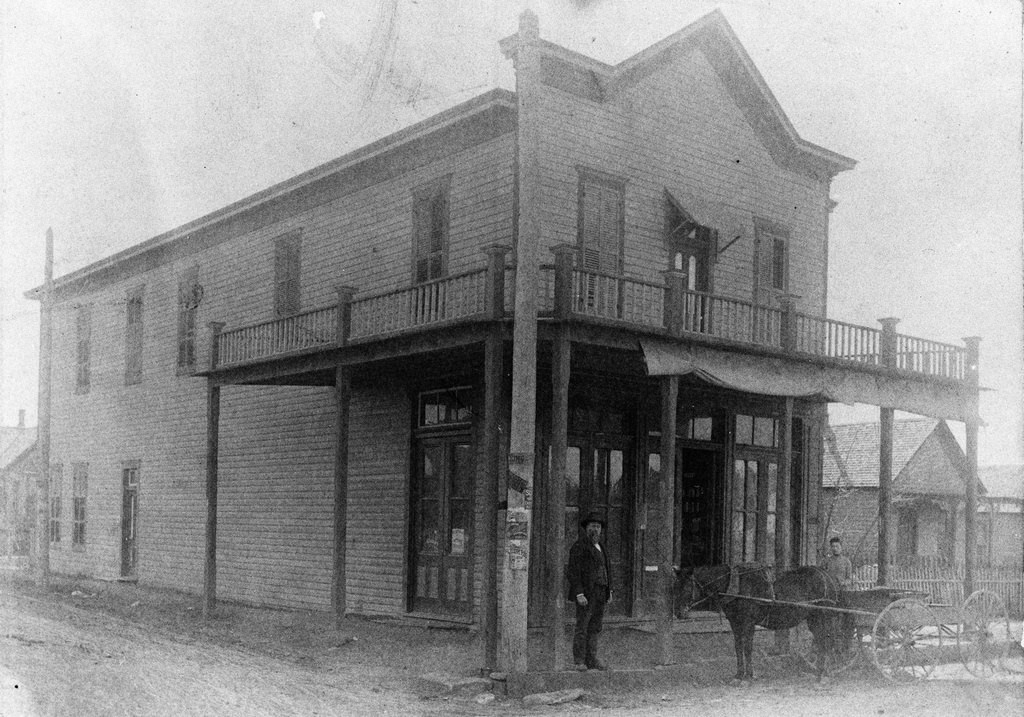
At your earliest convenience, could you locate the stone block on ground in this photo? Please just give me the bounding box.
[418,672,493,695]
[522,688,585,706]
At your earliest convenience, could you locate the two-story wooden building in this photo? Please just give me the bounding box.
[34,10,980,670]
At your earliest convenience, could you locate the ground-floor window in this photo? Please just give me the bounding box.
[49,464,62,544]
[72,463,88,548]
[121,463,140,577]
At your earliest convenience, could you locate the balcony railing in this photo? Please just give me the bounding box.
[211,245,967,382]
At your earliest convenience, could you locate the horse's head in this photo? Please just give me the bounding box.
[674,565,707,617]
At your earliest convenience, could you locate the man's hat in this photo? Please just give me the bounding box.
[580,511,605,529]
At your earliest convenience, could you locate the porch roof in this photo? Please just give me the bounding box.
[639,339,978,423]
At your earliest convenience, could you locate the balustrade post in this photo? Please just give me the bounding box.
[483,244,511,319]
[878,317,900,368]
[335,286,358,347]
[779,294,799,352]
[207,322,225,371]
[662,270,686,337]
[552,244,576,320]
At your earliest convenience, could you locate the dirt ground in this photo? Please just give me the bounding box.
[0,575,1021,716]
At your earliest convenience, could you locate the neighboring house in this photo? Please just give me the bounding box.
[28,8,978,651]
[822,419,984,566]
[0,412,38,556]
[978,465,1023,568]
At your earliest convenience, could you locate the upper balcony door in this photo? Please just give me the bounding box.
[667,199,714,332]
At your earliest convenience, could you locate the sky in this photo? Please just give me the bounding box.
[2,0,1022,466]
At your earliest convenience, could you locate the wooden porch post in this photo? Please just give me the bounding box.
[34,228,54,589]
[962,336,981,596]
[480,245,508,672]
[333,365,351,624]
[546,268,572,668]
[203,380,221,618]
[655,375,679,665]
[877,317,899,585]
[774,397,794,654]
[502,9,541,674]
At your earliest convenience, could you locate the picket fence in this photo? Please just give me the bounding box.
[852,562,1024,616]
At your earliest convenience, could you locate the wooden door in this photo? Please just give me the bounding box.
[121,465,139,577]
[410,436,473,616]
[676,449,719,567]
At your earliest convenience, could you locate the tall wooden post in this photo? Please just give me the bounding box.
[34,228,54,588]
[501,9,542,674]
[655,376,679,665]
[546,247,573,668]
[480,245,508,672]
[333,365,351,625]
[877,317,899,585]
[962,336,981,596]
[203,379,222,618]
[774,396,794,654]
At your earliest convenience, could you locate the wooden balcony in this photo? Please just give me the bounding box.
[209,246,966,383]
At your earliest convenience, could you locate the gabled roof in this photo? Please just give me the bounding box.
[824,419,980,498]
[501,9,856,180]
[979,465,1024,501]
[0,426,36,472]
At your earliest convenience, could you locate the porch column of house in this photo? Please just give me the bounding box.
[34,228,54,588]
[655,375,679,665]
[203,322,225,618]
[962,336,982,596]
[544,244,575,670]
[332,286,357,624]
[480,245,509,671]
[773,396,795,654]
[502,9,542,674]
[876,317,899,585]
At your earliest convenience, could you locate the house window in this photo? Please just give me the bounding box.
[413,179,450,283]
[418,386,472,427]
[72,463,88,548]
[49,464,62,544]
[578,171,624,274]
[274,231,302,317]
[177,267,201,373]
[735,415,779,447]
[75,305,91,393]
[754,219,789,304]
[125,286,144,385]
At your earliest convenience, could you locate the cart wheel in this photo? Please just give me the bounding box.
[871,598,941,682]
[960,590,1012,677]
[792,615,859,676]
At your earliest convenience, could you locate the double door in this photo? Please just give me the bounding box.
[565,436,633,615]
[410,435,473,616]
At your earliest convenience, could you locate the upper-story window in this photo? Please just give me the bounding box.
[177,266,201,374]
[413,178,450,284]
[577,170,624,274]
[754,219,790,306]
[274,231,302,317]
[75,305,92,394]
[125,286,144,385]
[666,195,714,293]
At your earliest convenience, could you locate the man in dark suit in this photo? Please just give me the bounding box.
[566,511,612,671]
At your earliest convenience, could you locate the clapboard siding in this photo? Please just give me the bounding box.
[345,385,410,616]
[535,47,829,315]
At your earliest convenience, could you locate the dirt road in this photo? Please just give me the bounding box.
[1,578,1021,716]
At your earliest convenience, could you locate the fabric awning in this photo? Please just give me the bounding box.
[640,339,981,424]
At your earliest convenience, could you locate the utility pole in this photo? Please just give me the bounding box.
[501,9,541,674]
[35,228,53,588]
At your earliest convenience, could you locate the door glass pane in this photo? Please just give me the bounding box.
[451,444,472,499]
[594,449,608,506]
[767,463,778,513]
[418,500,440,554]
[736,415,753,445]
[609,450,623,507]
[422,445,441,498]
[744,462,758,512]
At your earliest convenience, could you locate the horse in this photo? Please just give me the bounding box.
[675,563,846,683]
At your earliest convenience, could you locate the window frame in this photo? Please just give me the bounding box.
[576,167,626,275]
[74,304,92,394]
[49,464,62,544]
[411,176,452,284]
[125,285,145,385]
[273,230,302,318]
[753,217,791,304]
[72,462,88,549]
[176,266,201,375]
